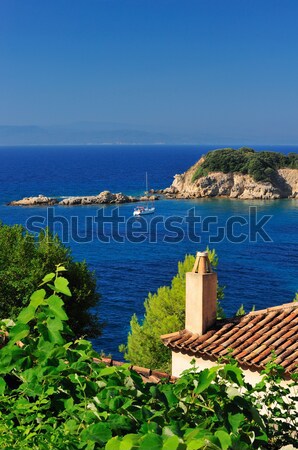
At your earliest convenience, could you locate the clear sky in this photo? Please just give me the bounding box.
[1,0,298,143]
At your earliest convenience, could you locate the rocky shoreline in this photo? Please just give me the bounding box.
[8,157,298,206]
[8,191,159,207]
[157,158,298,200]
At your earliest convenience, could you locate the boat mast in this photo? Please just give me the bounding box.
[145,171,148,208]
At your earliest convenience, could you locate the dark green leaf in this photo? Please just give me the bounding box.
[0,376,6,394]
[17,305,36,324]
[227,413,244,433]
[81,422,112,444]
[8,323,30,344]
[194,368,218,394]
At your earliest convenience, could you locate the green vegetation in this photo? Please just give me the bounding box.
[0,268,297,449]
[123,250,225,372]
[192,147,298,183]
[0,223,101,338]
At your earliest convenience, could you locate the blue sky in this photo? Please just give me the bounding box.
[1,0,298,143]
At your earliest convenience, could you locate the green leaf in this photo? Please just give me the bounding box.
[106,437,121,450]
[99,366,117,376]
[227,413,244,433]
[39,273,55,285]
[44,319,64,344]
[56,265,67,272]
[81,423,112,444]
[47,316,63,332]
[119,434,140,450]
[160,384,178,407]
[17,305,36,324]
[54,276,72,296]
[194,367,218,394]
[30,288,46,307]
[140,434,163,450]
[0,376,6,395]
[186,438,210,450]
[222,364,244,386]
[47,295,68,320]
[8,323,30,344]
[64,418,78,434]
[162,436,186,450]
[214,430,231,450]
[108,414,133,433]
[64,397,74,412]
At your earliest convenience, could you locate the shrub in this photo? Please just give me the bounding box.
[0,223,101,338]
[0,269,296,449]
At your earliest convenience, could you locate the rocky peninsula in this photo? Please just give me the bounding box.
[8,191,159,207]
[160,148,298,200]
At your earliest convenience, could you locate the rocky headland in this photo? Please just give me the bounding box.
[8,191,159,207]
[159,149,298,200]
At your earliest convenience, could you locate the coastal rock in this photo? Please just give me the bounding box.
[8,194,58,206]
[167,157,298,200]
[59,191,139,205]
[139,195,159,201]
[9,191,142,207]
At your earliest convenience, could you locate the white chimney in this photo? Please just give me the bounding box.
[185,251,217,335]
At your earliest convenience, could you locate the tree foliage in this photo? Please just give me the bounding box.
[0,223,101,338]
[0,269,296,449]
[123,249,225,372]
[192,147,298,183]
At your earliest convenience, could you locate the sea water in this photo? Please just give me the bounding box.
[0,145,297,358]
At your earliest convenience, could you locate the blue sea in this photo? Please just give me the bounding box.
[0,145,297,359]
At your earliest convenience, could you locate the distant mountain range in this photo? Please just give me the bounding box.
[0,123,200,145]
[1,123,297,146]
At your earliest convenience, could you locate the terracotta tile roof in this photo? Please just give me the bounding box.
[161,302,298,377]
[94,357,176,383]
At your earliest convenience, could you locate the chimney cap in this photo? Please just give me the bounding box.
[192,251,212,274]
[196,251,208,257]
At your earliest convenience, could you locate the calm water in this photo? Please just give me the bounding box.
[0,145,297,359]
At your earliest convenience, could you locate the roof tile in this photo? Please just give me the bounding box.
[161,302,298,376]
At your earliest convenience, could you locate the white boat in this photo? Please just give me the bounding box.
[133,172,155,216]
[133,205,155,216]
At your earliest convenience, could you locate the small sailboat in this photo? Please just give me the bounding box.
[133,172,155,216]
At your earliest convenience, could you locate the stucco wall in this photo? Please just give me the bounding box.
[172,352,263,385]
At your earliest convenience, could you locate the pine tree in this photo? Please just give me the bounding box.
[123,249,224,372]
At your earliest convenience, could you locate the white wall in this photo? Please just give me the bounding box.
[172,351,263,385]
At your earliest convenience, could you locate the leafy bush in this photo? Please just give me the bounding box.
[192,148,298,183]
[123,249,225,372]
[0,269,296,449]
[0,223,101,338]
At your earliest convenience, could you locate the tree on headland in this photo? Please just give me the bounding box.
[192,147,298,183]
[122,249,225,372]
[0,223,101,338]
